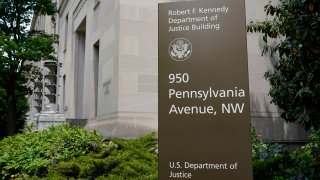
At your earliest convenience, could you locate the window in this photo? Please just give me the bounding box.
[64,14,68,51]
[74,18,86,119]
[93,41,100,117]
[63,75,66,111]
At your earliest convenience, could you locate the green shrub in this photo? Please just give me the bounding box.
[48,133,158,180]
[252,127,290,179]
[285,130,320,179]
[252,127,286,160]
[53,161,81,178]
[2,124,318,179]
[0,125,104,179]
[253,153,291,180]
[0,127,157,179]
[252,128,320,179]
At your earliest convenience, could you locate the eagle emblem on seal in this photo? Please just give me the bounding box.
[169,38,192,61]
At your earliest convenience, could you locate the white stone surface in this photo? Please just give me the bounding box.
[53,0,308,141]
[37,113,66,131]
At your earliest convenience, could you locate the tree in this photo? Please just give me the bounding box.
[0,0,57,136]
[247,0,320,130]
[0,86,29,140]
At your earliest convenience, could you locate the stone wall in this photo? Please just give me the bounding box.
[57,0,308,141]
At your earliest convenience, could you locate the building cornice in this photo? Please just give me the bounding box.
[73,0,87,20]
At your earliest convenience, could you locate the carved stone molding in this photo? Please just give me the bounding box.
[59,0,70,17]
[73,0,87,20]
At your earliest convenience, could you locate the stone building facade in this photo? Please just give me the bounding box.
[30,0,308,143]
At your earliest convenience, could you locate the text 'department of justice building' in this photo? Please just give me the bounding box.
[159,0,253,179]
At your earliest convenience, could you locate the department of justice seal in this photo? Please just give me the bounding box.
[169,38,192,61]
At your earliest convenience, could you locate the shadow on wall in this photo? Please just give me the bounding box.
[257,36,279,68]
[66,119,88,128]
[250,93,309,144]
[248,32,309,143]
